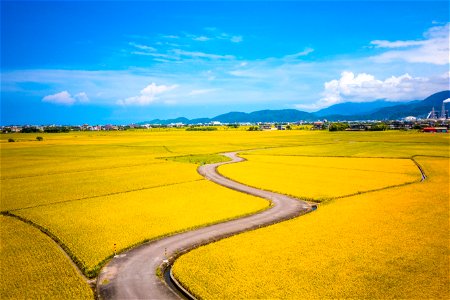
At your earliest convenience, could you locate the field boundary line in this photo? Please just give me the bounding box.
[5,179,205,213]
[216,152,426,204]
[410,156,428,181]
[0,212,97,296]
[1,161,167,180]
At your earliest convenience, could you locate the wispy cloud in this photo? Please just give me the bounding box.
[163,29,243,43]
[162,35,180,39]
[129,40,236,61]
[371,40,425,48]
[283,48,314,60]
[230,36,243,43]
[370,23,449,65]
[129,42,157,52]
[192,35,210,42]
[7,24,449,113]
[172,49,235,60]
[188,88,218,96]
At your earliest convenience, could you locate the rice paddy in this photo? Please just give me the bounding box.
[1,129,448,298]
[219,155,421,201]
[173,137,449,299]
[0,215,93,299]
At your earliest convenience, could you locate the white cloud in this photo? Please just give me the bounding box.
[371,23,449,65]
[371,40,425,48]
[297,71,449,110]
[42,91,89,105]
[42,91,90,105]
[117,83,178,106]
[74,92,89,103]
[42,91,75,105]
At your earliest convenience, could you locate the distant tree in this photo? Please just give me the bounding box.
[8,138,15,142]
[21,127,41,133]
[36,136,44,141]
[328,123,349,131]
[186,127,217,131]
[43,126,70,133]
[286,125,292,130]
[369,123,388,131]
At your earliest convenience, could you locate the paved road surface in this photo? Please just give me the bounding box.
[97,152,314,299]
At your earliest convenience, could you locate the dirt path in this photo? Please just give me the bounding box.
[97,152,315,299]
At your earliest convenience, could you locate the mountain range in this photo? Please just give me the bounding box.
[142,90,450,124]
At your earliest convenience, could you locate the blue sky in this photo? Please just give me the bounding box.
[1,0,449,125]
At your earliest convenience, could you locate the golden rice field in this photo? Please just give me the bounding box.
[1,161,203,211]
[219,155,420,201]
[1,129,449,298]
[13,180,268,276]
[0,215,93,299]
[173,156,449,299]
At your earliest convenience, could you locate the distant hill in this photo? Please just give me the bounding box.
[363,90,450,120]
[212,109,315,123]
[140,90,449,124]
[145,117,190,125]
[143,109,316,124]
[315,100,406,117]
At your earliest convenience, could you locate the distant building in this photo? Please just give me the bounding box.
[311,121,324,130]
[259,125,272,130]
[423,127,448,133]
[404,116,417,122]
[346,124,368,131]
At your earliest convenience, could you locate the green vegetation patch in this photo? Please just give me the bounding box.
[186,126,218,131]
[163,153,231,165]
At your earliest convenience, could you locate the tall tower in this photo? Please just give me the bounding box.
[427,107,436,119]
[440,101,446,119]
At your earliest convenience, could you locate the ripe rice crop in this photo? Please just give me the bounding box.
[173,157,449,299]
[13,179,268,276]
[219,155,420,201]
[1,160,202,211]
[1,130,448,297]
[0,215,93,299]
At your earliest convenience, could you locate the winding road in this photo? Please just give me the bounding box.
[97,152,315,299]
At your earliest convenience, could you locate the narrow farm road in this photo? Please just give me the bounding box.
[97,152,315,300]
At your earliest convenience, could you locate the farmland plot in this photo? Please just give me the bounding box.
[219,155,421,201]
[173,156,449,299]
[0,215,93,299]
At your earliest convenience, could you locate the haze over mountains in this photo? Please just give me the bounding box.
[144,91,450,124]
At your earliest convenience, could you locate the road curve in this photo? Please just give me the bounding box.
[97,152,315,300]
